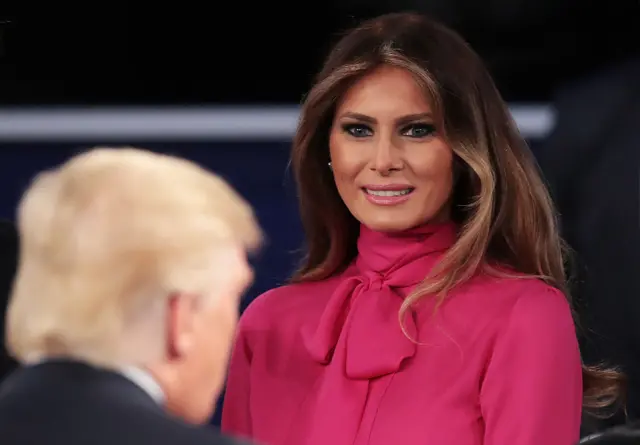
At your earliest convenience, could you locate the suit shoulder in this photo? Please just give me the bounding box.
[180,427,253,445]
[142,412,253,445]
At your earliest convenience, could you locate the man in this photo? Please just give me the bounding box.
[0,147,262,445]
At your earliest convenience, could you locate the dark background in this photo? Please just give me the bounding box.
[1,1,639,105]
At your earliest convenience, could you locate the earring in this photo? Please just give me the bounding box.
[328,162,332,170]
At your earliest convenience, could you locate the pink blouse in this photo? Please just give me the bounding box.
[222,223,582,445]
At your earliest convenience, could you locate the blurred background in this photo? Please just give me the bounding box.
[1,0,639,427]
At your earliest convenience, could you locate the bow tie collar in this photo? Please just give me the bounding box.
[302,222,457,379]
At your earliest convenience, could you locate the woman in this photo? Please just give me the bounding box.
[222,12,621,445]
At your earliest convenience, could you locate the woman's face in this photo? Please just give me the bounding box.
[329,66,454,232]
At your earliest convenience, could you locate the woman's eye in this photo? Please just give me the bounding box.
[342,124,373,138]
[402,123,436,138]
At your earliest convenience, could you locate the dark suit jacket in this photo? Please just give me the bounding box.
[0,360,251,445]
[0,220,18,380]
[535,56,640,425]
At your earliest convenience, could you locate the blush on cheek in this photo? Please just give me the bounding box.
[421,179,454,220]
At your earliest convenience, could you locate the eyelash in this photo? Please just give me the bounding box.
[341,123,436,139]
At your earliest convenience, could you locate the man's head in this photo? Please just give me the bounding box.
[6,147,262,423]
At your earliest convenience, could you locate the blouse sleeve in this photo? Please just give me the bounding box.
[221,321,253,438]
[480,286,583,445]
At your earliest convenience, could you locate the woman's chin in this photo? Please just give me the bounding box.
[359,216,421,233]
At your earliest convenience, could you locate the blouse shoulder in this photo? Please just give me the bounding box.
[506,279,574,332]
[475,269,569,307]
[457,272,574,336]
[504,276,569,313]
[238,272,349,333]
[479,274,575,338]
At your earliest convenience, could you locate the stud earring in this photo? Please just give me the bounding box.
[328,162,332,170]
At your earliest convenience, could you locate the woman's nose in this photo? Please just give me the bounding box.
[371,138,403,174]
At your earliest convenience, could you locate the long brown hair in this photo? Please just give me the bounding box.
[290,12,623,413]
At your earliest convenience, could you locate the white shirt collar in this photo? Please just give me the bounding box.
[118,366,165,405]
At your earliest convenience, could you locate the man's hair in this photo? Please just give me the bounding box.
[6,147,262,368]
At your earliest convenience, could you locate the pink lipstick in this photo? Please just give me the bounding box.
[362,184,415,206]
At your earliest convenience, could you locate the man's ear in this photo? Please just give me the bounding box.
[165,293,198,360]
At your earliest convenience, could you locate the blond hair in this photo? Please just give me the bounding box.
[6,147,262,368]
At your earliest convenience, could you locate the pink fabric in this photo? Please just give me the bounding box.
[222,223,582,445]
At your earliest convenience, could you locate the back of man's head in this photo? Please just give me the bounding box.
[5,147,262,422]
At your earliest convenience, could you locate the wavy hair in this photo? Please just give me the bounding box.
[289,12,623,413]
